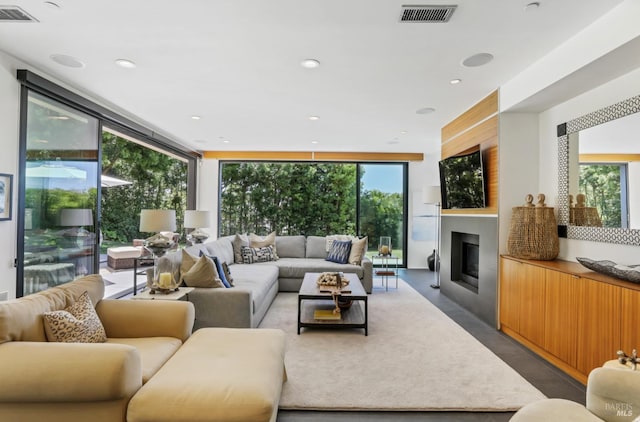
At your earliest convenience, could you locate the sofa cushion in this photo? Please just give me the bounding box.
[232,234,249,264]
[228,264,279,311]
[108,337,182,384]
[306,236,328,259]
[241,245,277,264]
[326,240,352,264]
[264,258,365,279]
[276,235,306,258]
[204,237,235,265]
[0,274,104,344]
[349,236,368,265]
[200,252,231,288]
[43,291,107,343]
[221,262,234,286]
[250,232,279,259]
[181,255,224,288]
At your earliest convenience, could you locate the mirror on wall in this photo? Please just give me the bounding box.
[558,93,640,245]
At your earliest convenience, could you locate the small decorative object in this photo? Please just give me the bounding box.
[150,272,179,294]
[378,236,392,256]
[576,257,640,284]
[570,194,602,227]
[316,272,349,287]
[617,349,640,370]
[427,249,439,272]
[507,194,559,260]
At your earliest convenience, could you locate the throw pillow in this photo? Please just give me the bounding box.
[241,245,277,264]
[181,255,224,288]
[326,240,353,264]
[43,291,107,343]
[199,251,231,288]
[348,236,368,265]
[250,232,279,259]
[232,234,249,264]
[221,261,234,286]
[326,234,356,252]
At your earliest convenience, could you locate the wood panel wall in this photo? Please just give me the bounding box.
[203,151,424,162]
[441,90,499,215]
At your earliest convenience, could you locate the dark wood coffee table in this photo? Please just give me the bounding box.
[297,272,368,336]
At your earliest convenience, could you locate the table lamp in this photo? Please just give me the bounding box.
[139,209,177,257]
[184,210,212,244]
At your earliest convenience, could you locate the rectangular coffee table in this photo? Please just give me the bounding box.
[297,272,368,336]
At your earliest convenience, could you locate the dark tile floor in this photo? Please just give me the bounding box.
[277,269,586,422]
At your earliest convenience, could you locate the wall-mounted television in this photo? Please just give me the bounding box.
[439,148,486,209]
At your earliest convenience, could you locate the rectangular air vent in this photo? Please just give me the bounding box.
[400,5,457,22]
[0,5,38,22]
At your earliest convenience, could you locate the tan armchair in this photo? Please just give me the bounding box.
[0,274,195,422]
[511,362,640,422]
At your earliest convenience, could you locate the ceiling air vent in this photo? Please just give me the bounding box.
[0,6,38,22]
[400,5,457,23]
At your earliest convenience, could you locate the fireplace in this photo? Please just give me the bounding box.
[451,232,480,293]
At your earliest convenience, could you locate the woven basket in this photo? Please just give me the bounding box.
[507,194,559,261]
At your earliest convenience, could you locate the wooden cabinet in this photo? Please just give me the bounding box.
[500,256,637,384]
[621,288,640,355]
[544,270,581,367]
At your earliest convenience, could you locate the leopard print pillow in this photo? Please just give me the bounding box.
[43,291,107,343]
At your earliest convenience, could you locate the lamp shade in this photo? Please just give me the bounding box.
[139,209,176,233]
[60,208,93,227]
[184,210,212,229]
[423,186,442,204]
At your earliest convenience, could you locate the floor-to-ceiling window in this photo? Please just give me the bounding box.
[22,91,100,296]
[17,70,199,297]
[219,161,408,265]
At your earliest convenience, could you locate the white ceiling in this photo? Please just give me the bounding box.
[0,0,625,155]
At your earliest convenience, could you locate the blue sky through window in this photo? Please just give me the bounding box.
[361,164,403,193]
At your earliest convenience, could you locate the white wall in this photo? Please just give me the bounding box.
[538,66,640,262]
[0,52,22,299]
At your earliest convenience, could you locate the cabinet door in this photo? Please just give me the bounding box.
[519,264,546,346]
[544,270,581,367]
[499,258,521,331]
[577,278,621,376]
[621,288,640,354]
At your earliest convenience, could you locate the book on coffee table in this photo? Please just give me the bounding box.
[314,309,342,320]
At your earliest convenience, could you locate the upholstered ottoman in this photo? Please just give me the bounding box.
[127,327,287,422]
[107,246,141,270]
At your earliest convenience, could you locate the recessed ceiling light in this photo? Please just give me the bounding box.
[524,2,540,11]
[311,140,319,144]
[416,107,436,115]
[308,116,320,121]
[400,131,407,134]
[301,59,320,69]
[388,140,400,145]
[115,59,136,68]
[462,53,494,67]
[50,54,85,68]
[191,115,201,120]
[450,78,462,85]
[223,140,230,144]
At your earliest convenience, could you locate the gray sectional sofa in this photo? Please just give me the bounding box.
[157,235,372,330]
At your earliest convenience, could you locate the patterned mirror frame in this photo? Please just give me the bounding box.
[557,93,640,245]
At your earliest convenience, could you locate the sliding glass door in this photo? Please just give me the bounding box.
[21,91,99,296]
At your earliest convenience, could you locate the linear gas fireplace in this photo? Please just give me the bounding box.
[451,232,480,293]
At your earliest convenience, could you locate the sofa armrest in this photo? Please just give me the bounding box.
[361,256,373,294]
[96,299,194,342]
[0,341,141,403]
[587,367,640,420]
[188,288,253,329]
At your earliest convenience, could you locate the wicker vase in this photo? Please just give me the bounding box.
[507,194,559,261]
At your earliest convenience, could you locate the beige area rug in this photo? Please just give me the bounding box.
[259,279,546,411]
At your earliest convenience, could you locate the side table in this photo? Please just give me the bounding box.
[371,254,399,291]
[131,287,194,301]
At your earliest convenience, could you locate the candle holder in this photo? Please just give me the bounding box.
[378,236,392,256]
